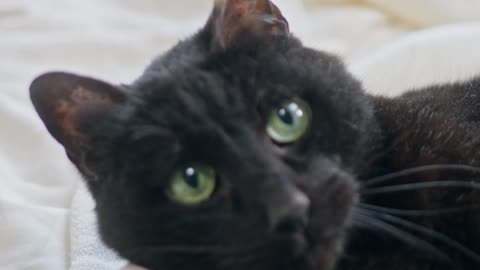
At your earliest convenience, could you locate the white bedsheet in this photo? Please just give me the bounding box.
[1,0,480,269]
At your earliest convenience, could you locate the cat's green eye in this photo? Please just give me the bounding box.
[168,164,216,205]
[267,99,311,144]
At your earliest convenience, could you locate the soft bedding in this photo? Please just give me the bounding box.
[1,0,480,269]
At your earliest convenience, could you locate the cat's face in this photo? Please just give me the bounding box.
[30,1,374,270]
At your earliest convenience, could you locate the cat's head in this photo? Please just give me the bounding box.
[30,1,374,270]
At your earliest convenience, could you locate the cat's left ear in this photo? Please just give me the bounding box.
[30,72,127,160]
[212,0,289,49]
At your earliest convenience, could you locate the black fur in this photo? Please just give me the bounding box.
[29,1,480,270]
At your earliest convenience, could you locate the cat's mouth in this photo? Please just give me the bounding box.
[270,225,347,270]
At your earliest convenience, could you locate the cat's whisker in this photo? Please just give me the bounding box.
[358,203,477,217]
[366,210,480,264]
[361,180,480,196]
[353,209,450,262]
[363,164,480,187]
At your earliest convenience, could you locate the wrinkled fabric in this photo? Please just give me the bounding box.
[1,0,480,269]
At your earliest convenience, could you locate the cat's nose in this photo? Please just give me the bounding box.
[268,189,310,235]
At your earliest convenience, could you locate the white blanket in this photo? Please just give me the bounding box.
[1,0,480,269]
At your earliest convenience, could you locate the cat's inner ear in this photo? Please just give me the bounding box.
[212,0,289,49]
[30,72,126,157]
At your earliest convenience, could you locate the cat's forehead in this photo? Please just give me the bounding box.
[130,67,254,139]
[128,34,364,140]
[134,38,339,105]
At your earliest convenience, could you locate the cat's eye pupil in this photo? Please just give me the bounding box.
[184,167,199,188]
[278,108,294,125]
[266,99,311,144]
[168,164,216,205]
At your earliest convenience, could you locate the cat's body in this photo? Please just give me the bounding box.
[344,79,480,270]
[29,1,480,270]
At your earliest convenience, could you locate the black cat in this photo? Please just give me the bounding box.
[29,0,480,270]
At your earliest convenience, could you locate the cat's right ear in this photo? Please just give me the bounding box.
[30,72,127,161]
[211,0,290,49]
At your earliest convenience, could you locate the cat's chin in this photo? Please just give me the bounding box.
[303,241,343,270]
[278,233,343,270]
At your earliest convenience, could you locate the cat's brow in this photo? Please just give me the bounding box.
[129,125,172,142]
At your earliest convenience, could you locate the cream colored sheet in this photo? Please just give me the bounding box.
[1,0,479,269]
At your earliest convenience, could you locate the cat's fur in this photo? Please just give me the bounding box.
[29,0,480,270]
